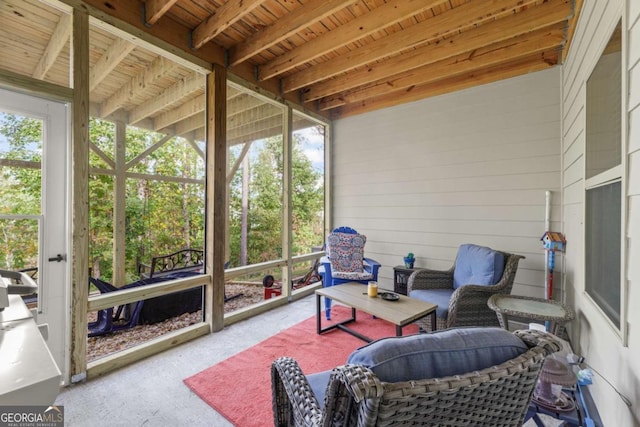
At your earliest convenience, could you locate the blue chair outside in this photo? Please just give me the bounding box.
[319,226,380,320]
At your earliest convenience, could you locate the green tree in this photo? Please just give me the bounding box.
[0,113,42,269]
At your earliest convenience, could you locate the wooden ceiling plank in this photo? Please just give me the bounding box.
[226,116,316,146]
[145,0,180,26]
[284,0,540,93]
[174,112,205,135]
[306,0,571,101]
[227,114,283,139]
[56,0,219,71]
[335,49,560,118]
[153,93,206,130]
[89,38,135,91]
[129,72,204,125]
[191,0,266,50]
[258,0,450,81]
[562,0,584,63]
[101,55,181,118]
[229,0,358,66]
[318,26,566,110]
[227,93,276,116]
[227,105,283,131]
[33,13,71,79]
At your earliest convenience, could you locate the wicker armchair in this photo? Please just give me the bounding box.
[408,245,524,331]
[272,329,560,427]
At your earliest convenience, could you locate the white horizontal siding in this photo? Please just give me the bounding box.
[333,68,561,296]
[561,0,636,425]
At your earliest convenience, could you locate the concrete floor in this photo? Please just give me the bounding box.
[55,294,569,427]
[55,294,318,427]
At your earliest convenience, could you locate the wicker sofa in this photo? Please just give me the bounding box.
[408,244,525,331]
[271,328,560,427]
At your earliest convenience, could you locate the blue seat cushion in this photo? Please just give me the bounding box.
[453,244,504,289]
[306,370,332,409]
[307,327,528,405]
[347,327,528,383]
[409,288,453,319]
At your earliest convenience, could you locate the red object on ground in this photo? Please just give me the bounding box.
[264,287,282,299]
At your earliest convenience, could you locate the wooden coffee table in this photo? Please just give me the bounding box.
[315,282,437,342]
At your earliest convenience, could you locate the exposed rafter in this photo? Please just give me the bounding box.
[90,38,135,91]
[318,25,567,111]
[32,13,71,79]
[101,55,180,118]
[258,0,450,81]
[4,0,583,127]
[154,93,205,131]
[305,0,572,103]
[334,49,560,118]
[228,0,358,66]
[127,74,203,126]
[285,0,540,95]
[191,0,265,50]
[144,0,179,26]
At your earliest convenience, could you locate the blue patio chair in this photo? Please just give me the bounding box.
[319,226,380,320]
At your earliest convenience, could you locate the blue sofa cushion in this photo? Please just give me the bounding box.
[453,244,504,290]
[409,288,453,319]
[346,327,528,383]
[307,327,528,407]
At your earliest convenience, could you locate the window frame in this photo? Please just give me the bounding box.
[583,17,628,344]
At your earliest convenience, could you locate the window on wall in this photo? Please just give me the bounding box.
[584,20,622,328]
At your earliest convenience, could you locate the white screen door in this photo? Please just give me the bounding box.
[0,88,69,382]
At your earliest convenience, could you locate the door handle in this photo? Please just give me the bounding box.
[48,254,66,263]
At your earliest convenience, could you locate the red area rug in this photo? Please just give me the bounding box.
[183,305,419,426]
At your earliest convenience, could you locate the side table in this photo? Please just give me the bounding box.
[393,266,419,295]
[487,294,575,336]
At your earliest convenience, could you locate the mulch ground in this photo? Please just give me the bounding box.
[87,283,267,362]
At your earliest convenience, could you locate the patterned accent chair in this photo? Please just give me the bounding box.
[272,328,561,427]
[319,226,380,320]
[408,243,525,331]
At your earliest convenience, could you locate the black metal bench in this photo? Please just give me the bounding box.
[138,249,204,278]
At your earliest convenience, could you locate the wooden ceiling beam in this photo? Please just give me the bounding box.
[228,0,358,66]
[318,25,566,111]
[227,117,317,146]
[258,0,450,81]
[154,93,205,130]
[171,103,283,137]
[305,0,571,102]
[227,105,283,131]
[101,55,180,117]
[227,93,273,116]
[228,115,282,139]
[33,13,71,79]
[285,0,538,93]
[174,112,205,135]
[89,38,135,91]
[144,0,179,26]
[192,115,317,145]
[563,0,584,63]
[191,0,265,50]
[128,72,203,125]
[334,49,560,119]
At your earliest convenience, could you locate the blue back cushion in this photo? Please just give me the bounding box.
[453,244,504,289]
[346,327,527,383]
